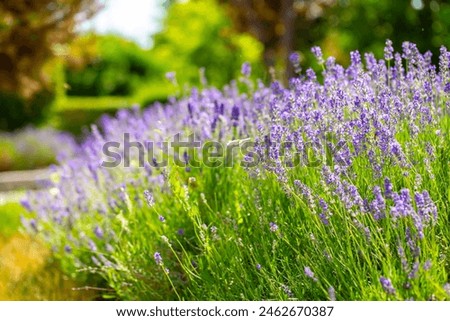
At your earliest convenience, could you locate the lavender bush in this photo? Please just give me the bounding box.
[0,127,77,171]
[22,41,450,300]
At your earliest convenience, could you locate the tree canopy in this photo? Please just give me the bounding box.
[0,0,100,98]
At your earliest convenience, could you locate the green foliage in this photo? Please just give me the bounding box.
[51,97,131,135]
[0,90,54,131]
[151,0,264,87]
[319,0,450,64]
[65,34,162,96]
[0,202,23,239]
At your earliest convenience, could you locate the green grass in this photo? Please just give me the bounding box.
[0,202,23,239]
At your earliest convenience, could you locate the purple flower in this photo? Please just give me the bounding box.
[311,46,324,63]
[318,198,330,225]
[408,262,419,279]
[88,239,97,252]
[165,71,176,83]
[289,52,301,68]
[444,82,450,94]
[64,245,72,253]
[444,283,450,296]
[397,245,408,271]
[177,228,185,235]
[370,186,386,220]
[29,219,38,232]
[94,226,104,239]
[379,276,396,295]
[241,62,251,77]
[231,105,240,127]
[256,263,262,270]
[269,222,278,232]
[20,199,32,212]
[91,256,101,266]
[384,39,394,61]
[158,215,165,222]
[328,286,336,301]
[154,252,163,265]
[384,177,394,199]
[304,266,318,281]
[144,190,154,207]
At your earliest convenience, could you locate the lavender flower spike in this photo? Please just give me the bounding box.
[144,190,154,207]
[269,222,278,232]
[380,276,396,295]
[154,252,163,265]
[328,286,336,301]
[304,266,318,282]
[384,39,394,61]
[311,46,324,64]
[241,62,251,77]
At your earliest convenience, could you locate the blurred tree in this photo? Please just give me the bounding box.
[219,0,450,77]
[0,0,101,130]
[321,0,450,64]
[65,34,161,96]
[150,0,265,88]
[219,0,334,79]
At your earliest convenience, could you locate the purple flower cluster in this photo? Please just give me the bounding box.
[380,276,396,295]
[20,41,447,290]
[304,266,318,282]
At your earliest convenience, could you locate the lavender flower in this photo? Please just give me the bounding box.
[269,222,278,232]
[21,41,450,297]
[444,283,450,296]
[379,276,396,295]
[304,266,318,282]
[289,52,300,66]
[328,286,336,301]
[311,46,324,64]
[370,186,386,220]
[94,226,104,239]
[408,262,419,279]
[241,62,251,77]
[318,198,330,225]
[92,256,101,266]
[444,82,450,94]
[256,263,262,270]
[165,71,176,84]
[384,39,394,61]
[154,252,163,265]
[384,178,394,199]
[231,105,240,127]
[88,239,97,252]
[20,199,32,212]
[144,190,154,207]
[289,52,301,73]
